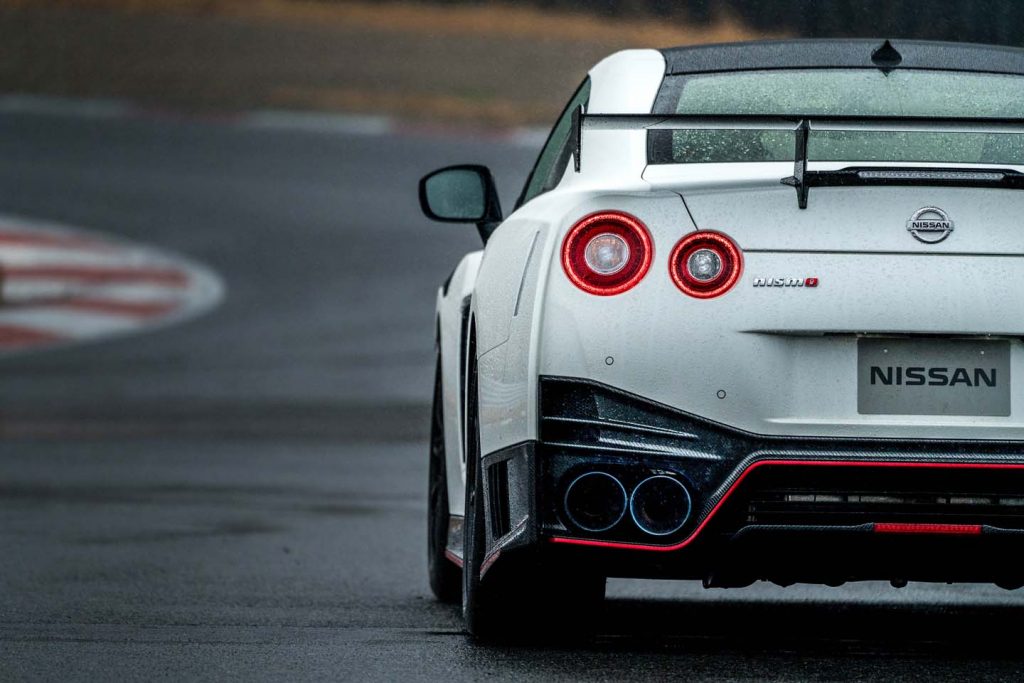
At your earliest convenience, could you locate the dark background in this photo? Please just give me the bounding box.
[382,0,1024,45]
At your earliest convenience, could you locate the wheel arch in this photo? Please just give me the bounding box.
[436,251,483,517]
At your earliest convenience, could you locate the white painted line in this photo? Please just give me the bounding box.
[2,281,192,304]
[242,110,394,136]
[0,246,180,268]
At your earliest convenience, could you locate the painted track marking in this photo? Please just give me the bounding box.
[0,215,224,354]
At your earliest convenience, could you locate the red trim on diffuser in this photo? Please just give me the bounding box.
[444,549,464,568]
[479,549,501,578]
[873,522,982,535]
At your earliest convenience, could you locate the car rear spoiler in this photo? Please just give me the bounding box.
[571,106,1024,209]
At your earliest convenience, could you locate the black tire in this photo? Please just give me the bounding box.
[462,330,605,642]
[428,349,461,604]
[461,329,499,638]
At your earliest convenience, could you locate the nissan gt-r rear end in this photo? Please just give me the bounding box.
[421,39,1024,641]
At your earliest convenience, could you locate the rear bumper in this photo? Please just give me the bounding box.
[477,377,1024,587]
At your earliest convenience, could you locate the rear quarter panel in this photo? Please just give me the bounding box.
[474,192,695,457]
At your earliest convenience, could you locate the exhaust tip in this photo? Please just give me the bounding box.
[563,471,628,533]
[630,475,692,537]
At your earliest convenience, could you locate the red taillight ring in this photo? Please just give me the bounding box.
[669,231,743,299]
[562,211,652,296]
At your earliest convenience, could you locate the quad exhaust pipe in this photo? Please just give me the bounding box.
[563,471,628,533]
[630,475,692,536]
[563,471,692,537]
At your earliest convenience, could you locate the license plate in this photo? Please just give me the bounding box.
[857,338,1011,416]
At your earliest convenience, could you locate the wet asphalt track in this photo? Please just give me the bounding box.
[4,110,1024,681]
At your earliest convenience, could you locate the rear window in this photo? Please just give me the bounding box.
[649,69,1024,164]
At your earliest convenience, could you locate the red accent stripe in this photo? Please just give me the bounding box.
[444,549,464,568]
[0,324,65,348]
[54,298,179,318]
[3,265,189,287]
[4,298,180,318]
[550,459,1024,553]
[480,549,501,578]
[874,522,982,535]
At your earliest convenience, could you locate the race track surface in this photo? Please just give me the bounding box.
[2,109,1024,681]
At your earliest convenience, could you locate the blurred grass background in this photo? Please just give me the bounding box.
[0,0,764,126]
[1,0,1022,127]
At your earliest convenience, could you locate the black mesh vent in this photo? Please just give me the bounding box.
[718,465,1024,531]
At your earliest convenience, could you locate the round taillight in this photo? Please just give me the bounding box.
[669,231,743,299]
[562,212,652,295]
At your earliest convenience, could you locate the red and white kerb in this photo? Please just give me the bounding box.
[0,215,222,353]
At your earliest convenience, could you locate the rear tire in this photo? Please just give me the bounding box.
[428,349,461,604]
[461,331,502,638]
[462,330,605,642]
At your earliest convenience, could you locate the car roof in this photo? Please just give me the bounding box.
[660,38,1024,76]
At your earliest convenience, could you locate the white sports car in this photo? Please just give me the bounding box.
[421,39,1024,640]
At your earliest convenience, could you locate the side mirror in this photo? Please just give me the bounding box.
[419,164,503,242]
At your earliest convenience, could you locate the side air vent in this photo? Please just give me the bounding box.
[487,459,511,539]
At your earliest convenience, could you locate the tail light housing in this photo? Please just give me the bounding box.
[562,211,652,295]
[669,231,743,299]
